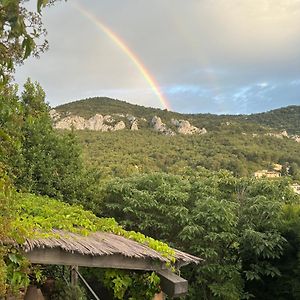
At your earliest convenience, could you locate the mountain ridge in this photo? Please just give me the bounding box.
[51,97,300,178]
[54,97,300,135]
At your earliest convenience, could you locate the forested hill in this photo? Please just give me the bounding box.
[243,105,300,135]
[53,97,300,179]
[55,97,300,134]
[55,97,177,119]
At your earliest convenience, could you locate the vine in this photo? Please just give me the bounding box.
[13,193,175,262]
[103,270,161,300]
[2,191,175,298]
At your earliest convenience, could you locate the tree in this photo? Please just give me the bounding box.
[100,170,297,299]
[289,162,300,180]
[0,0,50,85]
[281,162,290,176]
[0,84,24,175]
[0,2,51,293]
[3,79,101,208]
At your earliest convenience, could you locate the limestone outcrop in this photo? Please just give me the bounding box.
[112,121,126,131]
[265,130,300,143]
[266,130,289,139]
[171,119,207,135]
[55,115,86,130]
[103,115,114,123]
[51,111,206,136]
[130,119,139,131]
[151,116,175,136]
[87,114,104,130]
[291,135,300,143]
[54,114,126,132]
[127,115,139,131]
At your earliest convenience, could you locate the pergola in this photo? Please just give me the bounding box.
[22,230,201,299]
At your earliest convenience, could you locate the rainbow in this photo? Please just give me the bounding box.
[72,2,171,111]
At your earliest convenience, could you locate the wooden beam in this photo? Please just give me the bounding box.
[70,266,78,286]
[23,248,166,271]
[23,248,189,298]
[157,270,188,298]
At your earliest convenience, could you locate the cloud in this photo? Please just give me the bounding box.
[166,85,205,95]
[290,79,300,86]
[14,0,300,113]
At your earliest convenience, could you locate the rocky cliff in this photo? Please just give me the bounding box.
[171,119,207,135]
[50,109,207,136]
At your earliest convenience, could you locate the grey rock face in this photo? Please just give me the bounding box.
[87,114,104,130]
[291,135,300,143]
[266,130,289,139]
[54,114,125,132]
[151,116,176,136]
[114,113,125,118]
[52,111,207,136]
[265,130,300,143]
[103,115,114,123]
[171,118,180,127]
[126,115,136,122]
[55,115,86,130]
[171,119,207,135]
[130,119,139,131]
[112,121,126,131]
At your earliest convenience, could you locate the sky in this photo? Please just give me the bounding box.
[15,0,300,114]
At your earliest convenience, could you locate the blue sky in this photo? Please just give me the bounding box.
[15,0,300,114]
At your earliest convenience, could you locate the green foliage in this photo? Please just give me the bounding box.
[103,270,160,300]
[50,280,87,300]
[0,187,175,297]
[100,170,299,299]
[243,203,300,299]
[0,0,49,84]
[5,249,30,295]
[55,97,183,121]
[0,85,24,174]
[55,98,300,179]
[0,247,7,297]
[73,125,300,179]
[55,98,300,135]
[1,82,174,298]
[0,80,102,211]
[245,105,300,135]
[101,173,190,243]
[0,169,16,297]
[11,192,175,262]
[1,3,299,296]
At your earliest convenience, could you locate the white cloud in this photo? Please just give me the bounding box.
[14,0,300,113]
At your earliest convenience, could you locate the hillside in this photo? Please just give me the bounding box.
[55,97,182,121]
[54,97,300,178]
[244,105,300,135]
[55,97,300,134]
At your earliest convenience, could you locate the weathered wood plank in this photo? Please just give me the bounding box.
[24,248,190,298]
[157,270,188,298]
[23,248,166,271]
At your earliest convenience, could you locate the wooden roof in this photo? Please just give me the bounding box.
[21,230,201,298]
[22,230,201,267]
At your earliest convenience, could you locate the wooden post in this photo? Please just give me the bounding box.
[70,265,78,286]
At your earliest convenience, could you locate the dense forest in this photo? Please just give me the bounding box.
[55,97,300,180]
[1,1,300,300]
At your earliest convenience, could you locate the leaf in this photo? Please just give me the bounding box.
[8,253,18,264]
[37,0,49,14]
